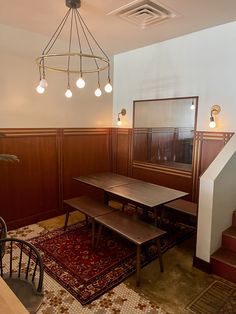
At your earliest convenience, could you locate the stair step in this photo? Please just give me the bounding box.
[233,210,236,227]
[222,226,236,253]
[211,248,236,283]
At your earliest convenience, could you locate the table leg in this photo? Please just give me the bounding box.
[64,208,70,231]
[96,224,103,248]
[157,238,164,272]
[104,192,109,205]
[91,219,95,249]
[136,245,141,286]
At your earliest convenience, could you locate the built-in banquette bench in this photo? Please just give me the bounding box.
[164,199,197,226]
[63,196,167,286]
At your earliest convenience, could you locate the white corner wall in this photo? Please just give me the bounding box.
[0,24,113,128]
[113,21,236,265]
[113,21,236,132]
[196,134,236,262]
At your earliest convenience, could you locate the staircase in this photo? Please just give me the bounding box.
[211,210,236,283]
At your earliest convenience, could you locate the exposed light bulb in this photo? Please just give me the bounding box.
[190,104,195,110]
[76,77,85,89]
[39,78,48,89]
[95,87,102,97]
[209,120,216,128]
[36,85,45,94]
[65,88,72,98]
[104,82,112,93]
[117,119,122,126]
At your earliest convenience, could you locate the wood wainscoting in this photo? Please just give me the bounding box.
[0,128,111,229]
[62,128,111,202]
[113,129,234,203]
[0,129,61,229]
[0,128,234,229]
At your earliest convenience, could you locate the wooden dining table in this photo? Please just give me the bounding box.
[0,277,29,313]
[74,172,188,225]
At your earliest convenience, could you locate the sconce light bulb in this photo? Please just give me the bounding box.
[209,120,216,128]
[117,119,122,126]
[36,85,45,94]
[95,87,102,97]
[39,78,48,89]
[65,88,72,98]
[76,77,85,89]
[104,82,112,93]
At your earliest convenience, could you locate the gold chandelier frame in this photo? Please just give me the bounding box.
[35,0,112,97]
[36,53,109,74]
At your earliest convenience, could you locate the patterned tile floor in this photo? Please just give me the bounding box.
[8,210,230,314]
[7,213,170,314]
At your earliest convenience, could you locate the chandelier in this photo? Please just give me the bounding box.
[36,0,112,98]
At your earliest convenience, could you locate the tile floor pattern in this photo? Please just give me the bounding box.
[6,211,230,314]
[7,221,170,314]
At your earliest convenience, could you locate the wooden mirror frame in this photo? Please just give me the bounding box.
[132,96,198,175]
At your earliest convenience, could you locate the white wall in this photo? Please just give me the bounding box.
[0,24,113,128]
[113,21,236,132]
[114,21,236,264]
[197,135,236,262]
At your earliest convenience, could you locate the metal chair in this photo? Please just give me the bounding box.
[0,237,44,313]
[0,216,7,240]
[0,216,7,257]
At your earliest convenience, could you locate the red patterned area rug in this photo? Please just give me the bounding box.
[29,222,194,305]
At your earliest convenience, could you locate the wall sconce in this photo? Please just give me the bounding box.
[117,108,127,126]
[209,105,221,128]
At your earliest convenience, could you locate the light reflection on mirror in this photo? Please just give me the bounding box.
[133,97,198,171]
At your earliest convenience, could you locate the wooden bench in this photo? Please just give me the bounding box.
[164,199,197,216]
[95,210,167,286]
[164,199,197,226]
[63,196,117,247]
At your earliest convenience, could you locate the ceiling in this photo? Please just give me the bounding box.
[1,0,236,56]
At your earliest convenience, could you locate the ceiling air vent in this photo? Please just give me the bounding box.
[107,0,179,29]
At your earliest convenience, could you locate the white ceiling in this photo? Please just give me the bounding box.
[1,0,236,56]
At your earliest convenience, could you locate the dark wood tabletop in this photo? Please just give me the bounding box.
[106,181,188,208]
[74,172,138,190]
[74,172,188,208]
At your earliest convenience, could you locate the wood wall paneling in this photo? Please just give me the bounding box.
[0,128,234,230]
[0,129,60,229]
[111,128,132,176]
[62,129,111,200]
[192,132,234,201]
[132,163,193,196]
[133,128,149,162]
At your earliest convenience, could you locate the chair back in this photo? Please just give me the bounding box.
[0,216,7,240]
[0,237,44,294]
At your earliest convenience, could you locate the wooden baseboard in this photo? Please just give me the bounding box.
[7,209,62,231]
[193,255,212,273]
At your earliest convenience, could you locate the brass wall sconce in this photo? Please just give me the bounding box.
[117,108,127,126]
[209,105,221,128]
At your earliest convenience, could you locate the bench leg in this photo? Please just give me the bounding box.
[136,245,141,286]
[64,209,70,231]
[157,238,164,272]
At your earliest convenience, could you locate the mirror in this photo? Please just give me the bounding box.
[133,96,198,171]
